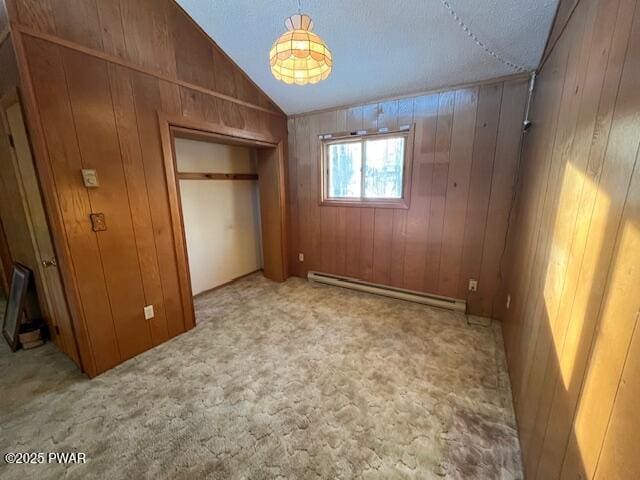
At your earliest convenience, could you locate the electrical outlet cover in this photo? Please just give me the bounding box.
[143,305,154,320]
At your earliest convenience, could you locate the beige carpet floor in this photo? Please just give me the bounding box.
[0,274,522,479]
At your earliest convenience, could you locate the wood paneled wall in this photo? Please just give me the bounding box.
[287,78,528,316]
[5,0,287,376]
[500,0,640,478]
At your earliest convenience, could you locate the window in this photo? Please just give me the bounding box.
[321,131,411,208]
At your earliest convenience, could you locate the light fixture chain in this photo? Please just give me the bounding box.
[440,0,527,72]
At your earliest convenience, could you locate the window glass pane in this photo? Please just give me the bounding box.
[363,137,405,198]
[328,142,362,198]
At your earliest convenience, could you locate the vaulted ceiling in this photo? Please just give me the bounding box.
[177,0,559,115]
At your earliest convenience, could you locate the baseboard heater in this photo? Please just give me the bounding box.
[307,271,466,313]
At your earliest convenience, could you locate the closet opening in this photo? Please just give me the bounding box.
[160,117,288,328]
[175,138,263,298]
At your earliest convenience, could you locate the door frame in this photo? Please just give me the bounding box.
[0,217,11,295]
[0,87,81,364]
[158,113,289,329]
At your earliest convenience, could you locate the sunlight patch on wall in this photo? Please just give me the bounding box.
[538,161,604,390]
[556,168,609,390]
[568,218,640,477]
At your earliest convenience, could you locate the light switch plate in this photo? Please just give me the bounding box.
[298,253,304,262]
[468,279,478,292]
[144,305,154,320]
[82,169,99,187]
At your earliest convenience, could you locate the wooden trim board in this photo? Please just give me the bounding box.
[288,72,531,119]
[11,24,284,117]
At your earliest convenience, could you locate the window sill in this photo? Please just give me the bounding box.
[320,198,409,209]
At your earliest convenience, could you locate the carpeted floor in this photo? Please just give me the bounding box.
[0,274,522,479]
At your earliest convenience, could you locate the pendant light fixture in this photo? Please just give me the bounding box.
[269,1,332,85]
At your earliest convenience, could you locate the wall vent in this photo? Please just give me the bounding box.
[307,271,466,312]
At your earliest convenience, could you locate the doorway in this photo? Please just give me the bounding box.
[0,89,79,364]
[160,115,288,327]
[0,218,10,318]
[174,138,263,296]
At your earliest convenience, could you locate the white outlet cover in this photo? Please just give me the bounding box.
[298,253,304,262]
[143,305,154,320]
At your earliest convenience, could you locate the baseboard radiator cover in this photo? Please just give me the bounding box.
[307,271,466,313]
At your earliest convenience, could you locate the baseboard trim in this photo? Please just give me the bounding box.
[193,269,263,298]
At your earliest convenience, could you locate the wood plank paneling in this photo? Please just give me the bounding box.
[108,64,170,346]
[372,100,401,285]
[15,0,56,34]
[423,91,455,293]
[457,83,503,302]
[319,111,338,276]
[475,81,528,317]
[25,37,118,372]
[11,0,282,117]
[288,78,528,313]
[438,88,478,297]
[294,115,312,275]
[514,1,592,463]
[500,0,640,479]
[403,94,438,291]
[168,1,216,92]
[130,72,189,340]
[51,0,103,50]
[389,98,414,286]
[372,208,393,285]
[62,48,152,360]
[119,0,176,78]
[8,0,288,375]
[286,117,299,276]
[306,113,323,273]
[95,0,126,58]
[333,110,348,277]
[359,105,377,282]
[344,106,363,279]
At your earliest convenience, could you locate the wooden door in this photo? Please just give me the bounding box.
[0,92,80,365]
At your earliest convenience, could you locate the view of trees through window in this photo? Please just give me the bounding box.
[328,142,362,197]
[326,135,405,200]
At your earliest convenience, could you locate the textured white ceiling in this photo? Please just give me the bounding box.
[177,0,558,115]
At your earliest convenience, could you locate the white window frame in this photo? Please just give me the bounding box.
[319,128,413,209]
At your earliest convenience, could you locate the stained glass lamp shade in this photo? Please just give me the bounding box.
[269,14,332,85]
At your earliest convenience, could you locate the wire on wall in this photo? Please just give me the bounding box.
[464,72,536,323]
[440,0,528,73]
[492,72,536,313]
